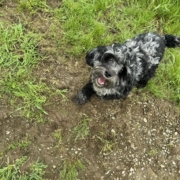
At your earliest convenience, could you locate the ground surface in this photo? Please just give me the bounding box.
[0,1,180,180]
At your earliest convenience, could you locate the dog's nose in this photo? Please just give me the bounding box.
[104,71,112,78]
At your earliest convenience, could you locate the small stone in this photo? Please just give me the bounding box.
[6,131,10,135]
[143,118,147,123]
[75,61,78,67]
[111,116,115,120]
[111,129,116,134]
[130,167,134,172]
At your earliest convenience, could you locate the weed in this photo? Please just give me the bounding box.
[18,0,49,14]
[60,158,85,180]
[53,129,63,147]
[0,156,27,180]
[148,148,158,156]
[29,160,48,180]
[73,114,91,141]
[0,156,47,180]
[7,136,31,150]
[55,89,68,101]
[96,133,117,154]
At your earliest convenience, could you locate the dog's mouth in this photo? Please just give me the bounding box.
[92,68,117,88]
[97,76,106,85]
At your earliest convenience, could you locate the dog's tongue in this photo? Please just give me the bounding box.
[98,76,106,85]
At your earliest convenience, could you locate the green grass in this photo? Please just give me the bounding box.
[54,0,119,55]
[18,0,49,14]
[96,131,117,154]
[0,23,47,121]
[148,148,159,156]
[7,140,31,150]
[7,136,31,150]
[147,50,180,103]
[0,156,47,180]
[60,158,85,180]
[0,23,67,122]
[53,129,63,147]
[72,114,91,141]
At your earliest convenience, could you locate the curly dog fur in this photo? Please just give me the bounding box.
[73,32,180,105]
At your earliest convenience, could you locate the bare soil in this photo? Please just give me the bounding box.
[0,1,180,180]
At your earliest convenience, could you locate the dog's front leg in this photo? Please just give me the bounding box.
[73,81,95,105]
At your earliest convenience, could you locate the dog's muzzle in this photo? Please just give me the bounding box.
[91,67,117,88]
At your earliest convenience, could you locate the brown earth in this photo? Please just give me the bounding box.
[0,1,180,180]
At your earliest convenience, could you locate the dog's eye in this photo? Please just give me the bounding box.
[105,57,115,63]
[103,54,115,63]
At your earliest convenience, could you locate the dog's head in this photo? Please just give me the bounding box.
[86,45,134,96]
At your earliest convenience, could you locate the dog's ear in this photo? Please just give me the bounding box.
[86,46,107,66]
[86,49,97,66]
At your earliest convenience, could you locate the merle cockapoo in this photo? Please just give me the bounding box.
[73,32,180,105]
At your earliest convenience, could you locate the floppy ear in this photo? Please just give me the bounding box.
[85,48,97,66]
[86,46,107,66]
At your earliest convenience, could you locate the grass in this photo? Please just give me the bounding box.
[0,23,47,121]
[96,131,117,154]
[0,156,47,180]
[72,114,91,141]
[60,158,85,180]
[18,0,49,14]
[7,136,31,150]
[148,148,159,156]
[54,0,118,55]
[0,22,67,122]
[53,129,63,147]
[147,50,180,103]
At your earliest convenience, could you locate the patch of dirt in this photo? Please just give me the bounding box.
[0,1,180,180]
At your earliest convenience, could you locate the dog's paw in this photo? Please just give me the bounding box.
[73,92,88,105]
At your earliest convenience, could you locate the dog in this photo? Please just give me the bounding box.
[73,32,180,105]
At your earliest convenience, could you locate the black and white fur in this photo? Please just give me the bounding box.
[73,32,180,105]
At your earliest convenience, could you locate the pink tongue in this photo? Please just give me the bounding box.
[98,76,106,85]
